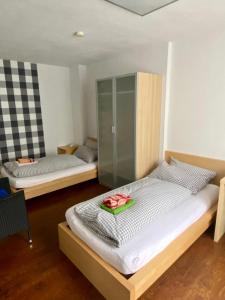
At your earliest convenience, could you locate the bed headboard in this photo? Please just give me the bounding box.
[87,137,97,142]
[165,151,225,186]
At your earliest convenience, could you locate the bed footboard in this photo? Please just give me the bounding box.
[214,177,225,242]
[58,222,135,300]
[58,203,217,300]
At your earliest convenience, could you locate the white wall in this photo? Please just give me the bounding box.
[70,64,88,145]
[166,32,225,159]
[85,43,168,154]
[38,63,75,154]
[38,43,169,155]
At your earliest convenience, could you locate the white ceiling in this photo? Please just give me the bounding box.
[0,0,225,66]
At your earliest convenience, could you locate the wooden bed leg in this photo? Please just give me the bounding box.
[58,223,135,300]
[214,177,225,242]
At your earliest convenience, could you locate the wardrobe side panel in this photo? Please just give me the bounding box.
[135,73,162,179]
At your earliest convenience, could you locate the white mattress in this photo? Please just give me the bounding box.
[66,184,219,275]
[1,162,97,188]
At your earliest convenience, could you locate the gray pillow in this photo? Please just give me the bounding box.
[74,145,97,163]
[149,161,209,194]
[170,157,216,182]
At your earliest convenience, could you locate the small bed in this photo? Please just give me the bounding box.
[66,183,218,275]
[1,138,98,200]
[1,161,97,189]
[58,151,225,300]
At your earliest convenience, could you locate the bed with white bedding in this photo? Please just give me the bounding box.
[1,159,97,189]
[59,151,225,300]
[0,137,98,199]
[1,155,98,199]
[66,183,218,274]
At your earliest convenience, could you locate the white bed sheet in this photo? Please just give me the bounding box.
[66,184,219,275]
[1,162,97,188]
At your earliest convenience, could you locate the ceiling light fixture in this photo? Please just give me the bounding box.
[73,31,85,38]
[104,0,179,16]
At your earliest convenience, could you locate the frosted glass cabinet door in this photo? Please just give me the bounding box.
[115,75,135,186]
[97,79,114,187]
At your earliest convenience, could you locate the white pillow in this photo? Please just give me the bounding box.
[149,161,209,194]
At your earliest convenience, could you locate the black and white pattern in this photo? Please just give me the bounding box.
[4,155,85,178]
[0,59,45,164]
[150,161,211,194]
[74,177,191,247]
[170,157,216,181]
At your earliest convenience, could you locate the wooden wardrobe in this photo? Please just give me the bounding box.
[97,72,162,188]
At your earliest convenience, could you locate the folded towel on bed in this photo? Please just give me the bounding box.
[103,193,131,209]
[74,177,192,247]
[17,158,35,164]
[16,159,38,167]
[100,199,136,215]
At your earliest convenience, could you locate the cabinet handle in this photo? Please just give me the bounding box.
[112,126,116,134]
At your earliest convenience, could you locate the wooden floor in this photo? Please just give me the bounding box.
[1,180,225,300]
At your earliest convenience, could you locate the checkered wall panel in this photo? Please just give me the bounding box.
[0,59,45,164]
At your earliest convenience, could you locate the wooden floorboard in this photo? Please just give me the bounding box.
[1,180,225,300]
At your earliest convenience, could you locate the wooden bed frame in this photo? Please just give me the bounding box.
[58,151,225,300]
[10,137,98,200]
[12,168,98,200]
